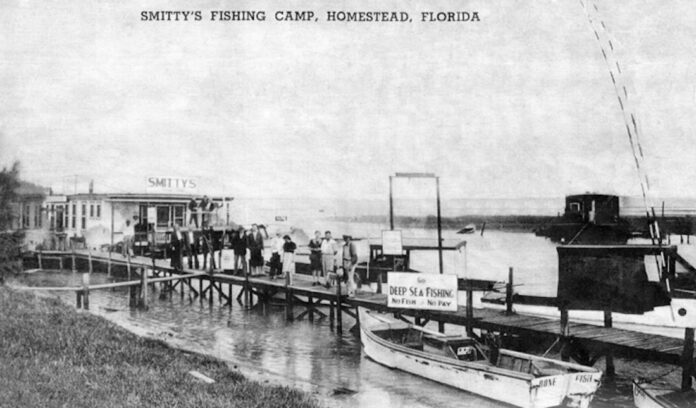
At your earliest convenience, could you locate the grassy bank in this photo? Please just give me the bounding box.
[0,287,320,408]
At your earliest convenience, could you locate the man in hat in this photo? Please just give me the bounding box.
[342,235,358,297]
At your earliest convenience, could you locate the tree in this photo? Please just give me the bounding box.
[0,161,20,230]
[0,162,21,282]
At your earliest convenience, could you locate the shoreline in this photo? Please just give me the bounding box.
[0,285,322,408]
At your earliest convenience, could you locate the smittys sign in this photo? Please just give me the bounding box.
[146,177,198,194]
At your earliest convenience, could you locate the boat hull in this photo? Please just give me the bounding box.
[359,308,600,408]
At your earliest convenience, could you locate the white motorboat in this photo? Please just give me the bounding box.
[359,307,602,408]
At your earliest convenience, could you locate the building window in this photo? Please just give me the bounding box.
[81,203,86,229]
[156,205,170,228]
[71,203,76,229]
[96,204,101,218]
[569,202,581,212]
[90,204,94,217]
[23,204,30,228]
[173,205,184,226]
[49,204,55,229]
[35,204,41,228]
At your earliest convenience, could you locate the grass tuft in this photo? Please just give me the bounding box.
[0,287,321,408]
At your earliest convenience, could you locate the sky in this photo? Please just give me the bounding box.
[1,0,695,202]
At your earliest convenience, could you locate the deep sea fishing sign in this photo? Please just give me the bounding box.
[387,273,458,311]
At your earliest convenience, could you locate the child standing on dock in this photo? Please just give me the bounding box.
[282,235,296,284]
[308,231,322,286]
[321,231,338,288]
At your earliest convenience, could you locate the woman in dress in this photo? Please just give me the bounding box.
[247,224,265,275]
[282,235,297,284]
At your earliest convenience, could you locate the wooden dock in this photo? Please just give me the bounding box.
[19,249,696,381]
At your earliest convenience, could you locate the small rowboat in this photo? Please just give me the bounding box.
[633,379,696,408]
[358,308,602,408]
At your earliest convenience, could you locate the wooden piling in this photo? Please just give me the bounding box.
[81,273,90,310]
[87,248,93,274]
[126,254,132,280]
[285,271,294,321]
[71,248,77,273]
[506,267,514,315]
[58,256,63,271]
[76,290,82,308]
[604,310,615,377]
[37,250,43,270]
[560,307,570,362]
[682,328,695,391]
[107,251,112,277]
[140,267,149,310]
[466,280,474,337]
[336,278,343,335]
[329,300,335,328]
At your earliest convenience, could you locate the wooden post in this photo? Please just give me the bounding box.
[140,267,149,310]
[227,282,232,307]
[506,267,514,315]
[126,254,132,280]
[59,256,64,271]
[682,328,695,391]
[604,310,615,377]
[329,300,335,328]
[82,273,90,310]
[466,280,474,337]
[107,251,112,277]
[336,278,343,335]
[129,285,137,307]
[560,307,570,362]
[76,290,82,309]
[285,271,293,321]
[87,248,93,274]
[37,250,43,270]
[388,175,394,230]
[71,248,76,273]
[244,270,251,308]
[109,202,114,276]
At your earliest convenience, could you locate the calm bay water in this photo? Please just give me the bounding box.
[11,226,690,408]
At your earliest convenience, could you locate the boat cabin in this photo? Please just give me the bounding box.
[564,194,620,225]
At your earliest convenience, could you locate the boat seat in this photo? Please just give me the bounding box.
[403,342,423,351]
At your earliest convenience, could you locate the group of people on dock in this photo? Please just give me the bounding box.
[118,214,360,296]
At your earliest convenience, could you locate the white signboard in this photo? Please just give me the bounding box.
[387,272,458,311]
[382,230,403,255]
[146,176,199,194]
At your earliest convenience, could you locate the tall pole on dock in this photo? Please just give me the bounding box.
[389,176,394,230]
[436,177,443,275]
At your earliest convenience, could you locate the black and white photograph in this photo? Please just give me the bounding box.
[1,1,696,407]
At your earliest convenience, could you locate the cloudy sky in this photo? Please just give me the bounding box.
[0,0,694,201]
